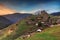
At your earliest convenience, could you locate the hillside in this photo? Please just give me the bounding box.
[0,13,32,30]
[1,19,60,40]
[16,25,60,40]
[0,18,37,40]
[3,13,32,23]
[0,10,60,40]
[0,16,12,29]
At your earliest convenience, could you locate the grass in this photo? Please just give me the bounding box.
[0,19,37,40]
[0,19,60,40]
[16,25,60,40]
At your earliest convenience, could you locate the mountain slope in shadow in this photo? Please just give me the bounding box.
[3,13,32,23]
[0,16,12,29]
[0,13,32,30]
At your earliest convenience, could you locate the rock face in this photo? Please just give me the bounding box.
[26,10,58,29]
[35,10,50,22]
[56,19,60,24]
[40,10,49,22]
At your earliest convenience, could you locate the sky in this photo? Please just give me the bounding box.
[0,0,60,14]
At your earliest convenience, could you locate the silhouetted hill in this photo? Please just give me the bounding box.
[50,12,60,16]
[3,13,32,23]
[0,13,32,29]
[0,16,12,29]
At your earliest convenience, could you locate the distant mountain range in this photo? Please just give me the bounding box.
[0,13,32,29]
[3,13,32,23]
[35,10,60,16]
[50,12,60,16]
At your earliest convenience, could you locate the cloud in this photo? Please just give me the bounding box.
[19,10,33,13]
[0,3,16,15]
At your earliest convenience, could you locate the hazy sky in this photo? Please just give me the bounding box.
[0,0,60,13]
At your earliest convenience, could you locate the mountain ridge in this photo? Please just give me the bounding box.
[0,13,32,29]
[3,13,32,23]
[50,12,60,16]
[0,16,12,29]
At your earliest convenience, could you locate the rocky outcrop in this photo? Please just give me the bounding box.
[26,10,60,29]
[40,10,49,22]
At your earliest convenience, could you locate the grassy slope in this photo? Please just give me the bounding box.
[0,18,60,40]
[0,19,37,40]
[0,20,27,40]
[0,23,18,40]
[16,25,60,40]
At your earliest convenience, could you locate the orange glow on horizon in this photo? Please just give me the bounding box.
[0,4,16,15]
